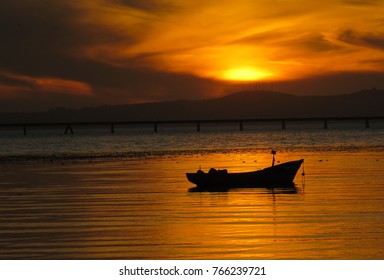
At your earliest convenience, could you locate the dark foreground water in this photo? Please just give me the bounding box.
[1,122,384,259]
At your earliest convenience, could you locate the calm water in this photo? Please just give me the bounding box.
[1,122,384,259]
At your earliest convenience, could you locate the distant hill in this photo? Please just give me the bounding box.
[1,89,383,123]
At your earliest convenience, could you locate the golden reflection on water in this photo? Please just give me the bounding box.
[1,151,384,259]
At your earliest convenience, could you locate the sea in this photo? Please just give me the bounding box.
[1,120,384,259]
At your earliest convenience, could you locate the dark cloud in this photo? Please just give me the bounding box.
[361,58,384,69]
[109,0,179,13]
[77,63,224,102]
[0,0,222,111]
[228,31,341,55]
[0,1,77,72]
[341,0,381,6]
[338,29,384,50]
[283,32,341,53]
[0,1,139,75]
[0,59,224,111]
[0,72,30,89]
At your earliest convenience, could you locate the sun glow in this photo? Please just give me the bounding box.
[222,67,271,82]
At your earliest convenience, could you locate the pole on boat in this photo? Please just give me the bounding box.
[271,150,276,167]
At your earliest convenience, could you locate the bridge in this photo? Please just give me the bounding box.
[1,116,383,135]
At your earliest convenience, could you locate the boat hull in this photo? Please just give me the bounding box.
[186,159,303,190]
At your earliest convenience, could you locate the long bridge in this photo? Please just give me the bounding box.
[1,116,384,135]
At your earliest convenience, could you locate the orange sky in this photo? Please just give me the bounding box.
[76,0,384,80]
[1,0,384,111]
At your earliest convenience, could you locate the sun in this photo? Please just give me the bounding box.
[222,67,271,82]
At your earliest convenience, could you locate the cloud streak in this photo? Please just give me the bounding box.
[0,71,92,96]
[338,29,384,50]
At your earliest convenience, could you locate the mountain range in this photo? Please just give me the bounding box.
[1,89,383,123]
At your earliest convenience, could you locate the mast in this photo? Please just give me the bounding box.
[271,150,276,167]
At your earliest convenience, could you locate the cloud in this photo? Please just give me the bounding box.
[338,29,384,50]
[0,0,101,89]
[0,1,214,105]
[0,70,93,96]
[341,0,382,6]
[281,32,342,53]
[108,0,180,13]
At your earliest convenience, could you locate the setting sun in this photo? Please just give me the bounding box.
[222,67,271,82]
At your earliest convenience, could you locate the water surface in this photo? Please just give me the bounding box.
[1,123,384,259]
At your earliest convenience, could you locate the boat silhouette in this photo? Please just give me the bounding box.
[186,151,304,191]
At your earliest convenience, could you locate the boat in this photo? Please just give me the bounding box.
[186,152,304,191]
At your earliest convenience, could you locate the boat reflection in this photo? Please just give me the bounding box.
[188,182,298,193]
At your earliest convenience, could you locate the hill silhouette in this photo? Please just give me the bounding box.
[1,89,383,123]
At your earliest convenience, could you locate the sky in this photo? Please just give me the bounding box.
[1,0,384,111]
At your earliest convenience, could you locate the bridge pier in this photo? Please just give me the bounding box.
[365,119,370,129]
[324,119,328,129]
[23,125,27,136]
[281,120,286,130]
[239,121,243,131]
[154,123,158,133]
[110,123,115,134]
[65,124,74,135]
[196,122,200,132]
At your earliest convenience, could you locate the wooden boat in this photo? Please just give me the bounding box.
[186,156,304,191]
